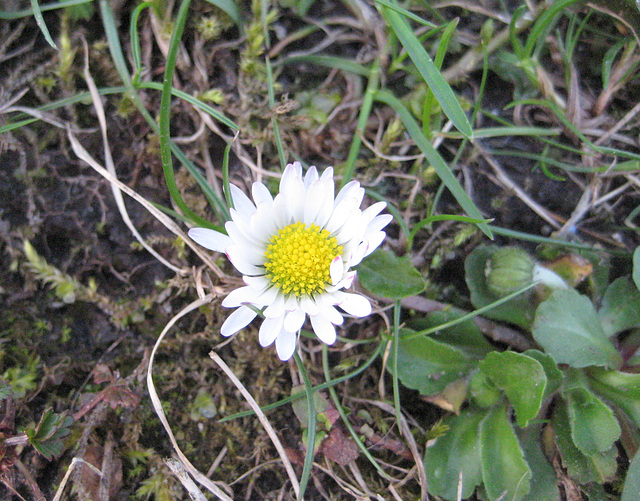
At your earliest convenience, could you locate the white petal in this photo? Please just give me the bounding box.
[284,308,306,333]
[222,286,258,308]
[326,271,356,292]
[304,166,318,188]
[367,214,393,234]
[300,295,319,316]
[188,228,231,253]
[229,184,256,217]
[227,252,264,276]
[250,202,280,243]
[259,315,283,347]
[276,330,297,360]
[337,292,372,317]
[334,180,362,207]
[303,178,326,225]
[330,256,344,285]
[263,293,285,318]
[227,244,266,266]
[362,201,386,221]
[220,306,256,337]
[244,275,270,291]
[360,231,387,260]
[310,314,337,345]
[319,304,344,325]
[226,221,260,248]
[252,182,273,205]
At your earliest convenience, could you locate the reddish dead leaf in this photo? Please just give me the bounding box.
[91,364,114,385]
[101,385,139,410]
[320,427,359,466]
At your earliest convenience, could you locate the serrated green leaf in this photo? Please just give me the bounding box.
[465,246,535,329]
[26,408,74,460]
[598,276,640,337]
[479,351,546,427]
[552,400,617,484]
[532,289,622,369]
[392,329,475,395]
[424,408,486,500]
[357,249,425,299]
[562,370,620,455]
[480,404,532,501]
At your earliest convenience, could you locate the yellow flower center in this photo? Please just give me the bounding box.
[264,222,342,297]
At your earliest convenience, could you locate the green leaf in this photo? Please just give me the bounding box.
[392,329,474,395]
[465,246,535,329]
[379,4,472,138]
[424,408,486,500]
[523,350,563,399]
[26,408,74,460]
[562,370,620,455]
[588,368,640,429]
[532,289,622,369]
[202,0,243,31]
[634,247,640,291]
[518,424,561,501]
[552,400,617,484]
[357,249,425,299]
[480,404,532,501]
[622,451,640,501]
[598,276,640,337]
[408,309,493,359]
[479,351,546,427]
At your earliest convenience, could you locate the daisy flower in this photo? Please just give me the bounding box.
[188,162,392,361]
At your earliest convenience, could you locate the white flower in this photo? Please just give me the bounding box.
[188,162,392,361]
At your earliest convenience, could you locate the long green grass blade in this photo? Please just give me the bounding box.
[376,89,491,238]
[0,0,90,18]
[374,0,436,28]
[30,0,58,48]
[380,3,473,138]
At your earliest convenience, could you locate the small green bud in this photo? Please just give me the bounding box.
[485,246,535,297]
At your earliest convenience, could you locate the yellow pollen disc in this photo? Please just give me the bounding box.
[264,221,343,297]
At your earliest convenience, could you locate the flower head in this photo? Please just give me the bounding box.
[188,162,391,361]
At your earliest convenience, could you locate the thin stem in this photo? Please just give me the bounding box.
[294,350,315,501]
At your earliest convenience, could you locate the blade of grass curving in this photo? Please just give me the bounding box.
[146,295,234,501]
[130,2,153,83]
[523,0,580,59]
[380,3,472,138]
[293,351,315,501]
[99,0,225,228]
[376,89,491,238]
[0,0,90,18]
[138,82,237,130]
[342,60,380,187]
[202,0,243,32]
[373,0,436,28]
[321,346,392,481]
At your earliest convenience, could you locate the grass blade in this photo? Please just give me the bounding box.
[30,0,58,48]
[376,89,491,238]
[380,3,473,138]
